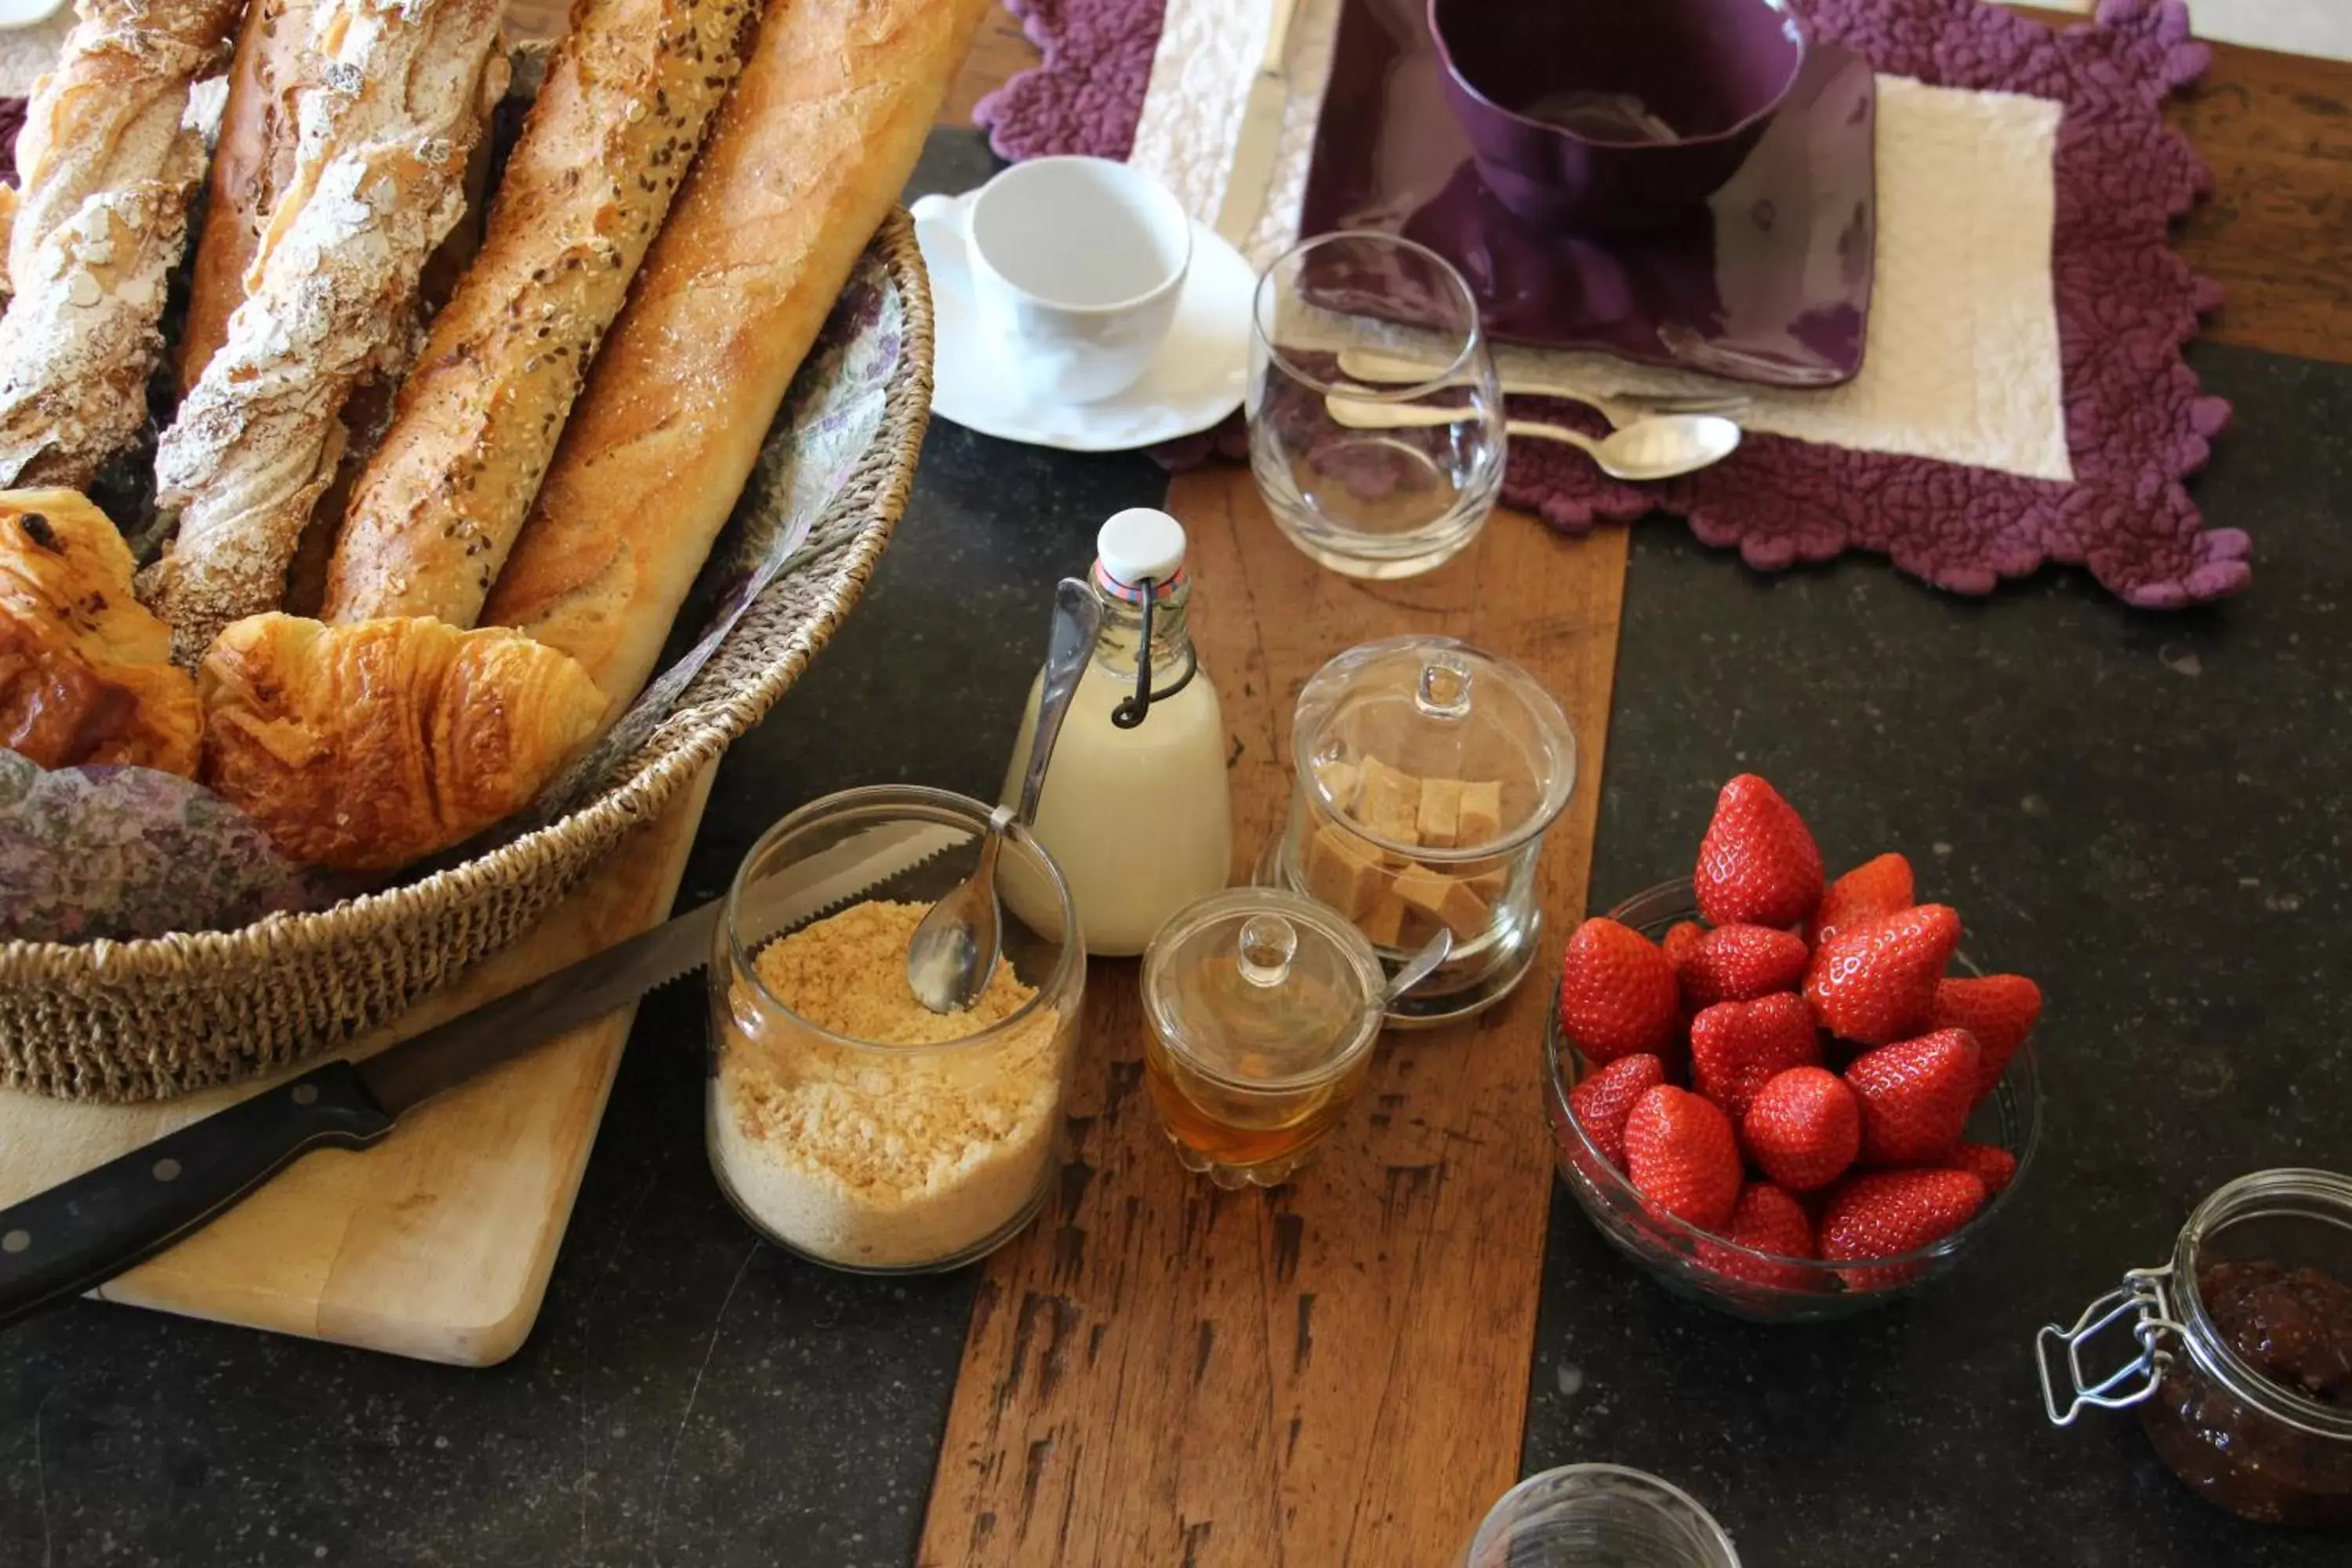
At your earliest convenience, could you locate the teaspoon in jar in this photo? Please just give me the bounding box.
[907,577,1101,1014]
[1379,927,1455,1008]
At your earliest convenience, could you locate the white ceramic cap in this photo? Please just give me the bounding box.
[1096,508,1187,588]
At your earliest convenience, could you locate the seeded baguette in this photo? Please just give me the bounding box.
[320,0,759,628]
[481,0,988,711]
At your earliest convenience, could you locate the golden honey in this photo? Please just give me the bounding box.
[1142,1026,1374,1171]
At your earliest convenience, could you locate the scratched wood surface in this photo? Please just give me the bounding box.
[916,476,1629,1566]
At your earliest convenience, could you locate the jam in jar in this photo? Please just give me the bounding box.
[2040,1168,2352,1526]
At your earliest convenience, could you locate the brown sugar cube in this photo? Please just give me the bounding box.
[1305,822,1387,920]
[1359,885,1409,948]
[1416,778,1465,848]
[1314,756,1361,814]
[1457,780,1504,847]
[1392,862,1494,942]
[1396,903,1444,952]
[1456,853,1510,901]
[1357,757,1421,844]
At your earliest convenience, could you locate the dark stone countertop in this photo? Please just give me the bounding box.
[3,126,2349,1565]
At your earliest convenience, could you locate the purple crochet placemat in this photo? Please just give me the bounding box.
[976,0,2245,608]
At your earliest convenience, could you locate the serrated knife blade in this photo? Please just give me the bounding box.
[361,818,962,1112]
[0,818,963,1327]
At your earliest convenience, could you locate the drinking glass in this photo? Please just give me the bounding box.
[1461,1465,1740,1568]
[1248,232,1505,579]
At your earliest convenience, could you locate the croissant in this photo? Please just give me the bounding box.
[198,612,604,872]
[0,488,200,774]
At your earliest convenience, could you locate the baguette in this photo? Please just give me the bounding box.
[141,0,506,668]
[321,0,759,628]
[0,0,245,489]
[177,0,316,397]
[481,0,986,710]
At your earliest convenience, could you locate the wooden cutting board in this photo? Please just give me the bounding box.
[0,768,713,1367]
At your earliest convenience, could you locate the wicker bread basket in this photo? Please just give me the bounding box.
[0,212,933,1105]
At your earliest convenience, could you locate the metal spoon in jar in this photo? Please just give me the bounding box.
[1323,393,1741,483]
[1377,927,1456,1009]
[906,576,1102,1014]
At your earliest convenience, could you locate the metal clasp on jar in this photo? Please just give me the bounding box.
[2035,1264,2188,1425]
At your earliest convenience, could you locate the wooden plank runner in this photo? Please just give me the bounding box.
[917,474,1630,1567]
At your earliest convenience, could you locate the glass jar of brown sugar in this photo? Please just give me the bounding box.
[2038,1167,2352,1526]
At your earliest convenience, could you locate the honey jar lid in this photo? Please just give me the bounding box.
[1141,888,1387,1090]
[1292,636,1577,859]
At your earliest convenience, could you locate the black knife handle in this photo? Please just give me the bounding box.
[0,1060,394,1329]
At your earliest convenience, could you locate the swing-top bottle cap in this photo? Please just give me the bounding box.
[1097,508,1188,590]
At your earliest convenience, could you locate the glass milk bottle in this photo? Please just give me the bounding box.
[1002,509,1232,956]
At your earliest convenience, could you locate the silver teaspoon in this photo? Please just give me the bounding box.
[906,576,1102,1014]
[1378,927,1455,1009]
[1323,394,1741,482]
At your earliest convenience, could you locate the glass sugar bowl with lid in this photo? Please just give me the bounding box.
[2038,1167,2352,1526]
[1140,887,1388,1189]
[1259,636,1577,1024]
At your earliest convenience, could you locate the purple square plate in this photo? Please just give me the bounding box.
[1298,0,1878,388]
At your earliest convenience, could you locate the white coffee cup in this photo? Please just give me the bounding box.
[913,158,1193,406]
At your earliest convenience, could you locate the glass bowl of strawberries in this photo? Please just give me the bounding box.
[1542,777,2045,1323]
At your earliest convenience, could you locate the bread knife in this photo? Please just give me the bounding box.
[1214,0,1302,249]
[0,819,963,1328]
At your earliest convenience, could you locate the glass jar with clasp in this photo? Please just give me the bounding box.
[2037,1167,2352,1526]
[1258,636,1576,1024]
[1002,508,1233,957]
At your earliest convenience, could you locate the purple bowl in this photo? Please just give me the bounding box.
[1430,0,1809,231]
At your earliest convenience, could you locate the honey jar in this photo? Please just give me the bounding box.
[1139,887,1387,1189]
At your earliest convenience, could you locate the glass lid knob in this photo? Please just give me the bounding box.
[1237,914,1298,987]
[1416,653,1475,720]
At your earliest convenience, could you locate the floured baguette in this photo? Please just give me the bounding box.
[481,0,987,712]
[141,0,506,669]
[0,0,246,489]
[184,0,498,613]
[321,0,760,629]
[178,0,318,397]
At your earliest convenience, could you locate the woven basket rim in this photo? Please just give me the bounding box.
[0,210,935,988]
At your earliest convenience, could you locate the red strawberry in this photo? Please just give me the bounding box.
[1661,920,1708,972]
[1947,1142,2018,1198]
[1567,1054,1668,1171]
[1689,993,1820,1123]
[1557,919,1682,1064]
[1679,924,1810,1010]
[1804,904,1961,1045]
[1819,1169,1987,1289]
[1845,1029,1978,1167]
[1622,1086,1744,1232]
[1806,852,1915,946]
[1740,1066,1861,1192]
[1693,775,1824,930]
[1933,974,2042,1104]
[1699,1182,1819,1290]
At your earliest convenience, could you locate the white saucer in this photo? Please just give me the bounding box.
[912,194,1253,453]
[0,0,66,29]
